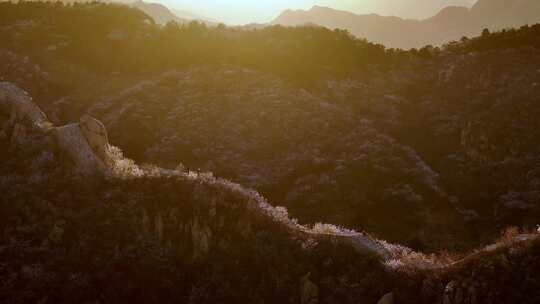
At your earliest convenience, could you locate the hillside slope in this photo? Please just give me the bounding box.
[2,1,540,252]
[2,81,540,303]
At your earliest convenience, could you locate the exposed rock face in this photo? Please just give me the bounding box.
[377,292,394,304]
[9,123,27,148]
[0,82,51,132]
[53,123,107,175]
[80,114,110,163]
[0,82,110,176]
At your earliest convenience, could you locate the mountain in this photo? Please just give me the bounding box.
[272,0,540,49]
[129,0,186,24]
[127,1,219,26]
[470,0,540,28]
[172,8,220,25]
[328,0,476,20]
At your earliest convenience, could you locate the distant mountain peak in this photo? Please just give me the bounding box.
[310,5,330,11]
[429,5,469,20]
[272,0,540,49]
[128,0,184,24]
[309,5,358,16]
[172,8,220,24]
[127,0,218,26]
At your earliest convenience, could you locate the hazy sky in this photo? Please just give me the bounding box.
[156,0,477,25]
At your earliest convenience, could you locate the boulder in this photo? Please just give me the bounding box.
[0,82,51,132]
[80,114,110,163]
[53,123,107,175]
[1,83,114,175]
[0,82,31,115]
[377,292,394,304]
[10,123,27,148]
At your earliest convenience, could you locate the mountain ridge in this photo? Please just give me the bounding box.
[172,8,220,24]
[272,0,540,49]
[128,0,184,24]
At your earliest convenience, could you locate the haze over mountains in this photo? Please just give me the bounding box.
[135,0,478,25]
[125,0,540,49]
[325,0,476,20]
[172,8,219,23]
[272,0,540,49]
[128,0,184,24]
[127,0,217,25]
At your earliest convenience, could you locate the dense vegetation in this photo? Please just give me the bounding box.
[2,120,539,304]
[0,1,391,86]
[2,1,539,88]
[0,135,393,304]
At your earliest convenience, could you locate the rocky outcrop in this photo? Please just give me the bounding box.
[377,292,394,304]
[9,123,27,148]
[0,82,110,176]
[79,114,110,163]
[53,123,107,175]
[0,82,52,132]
